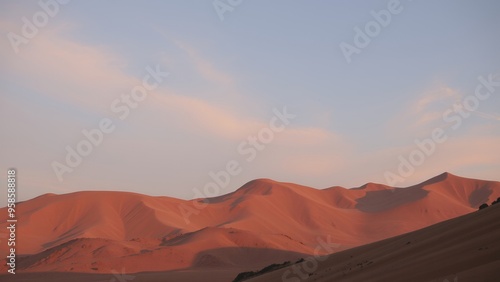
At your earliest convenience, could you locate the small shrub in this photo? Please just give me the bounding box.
[232,261,292,282]
[233,271,256,282]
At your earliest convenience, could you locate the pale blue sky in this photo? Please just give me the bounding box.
[1,0,499,202]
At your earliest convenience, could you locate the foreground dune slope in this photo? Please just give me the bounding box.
[246,203,500,282]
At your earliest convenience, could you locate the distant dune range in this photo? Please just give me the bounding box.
[0,172,499,281]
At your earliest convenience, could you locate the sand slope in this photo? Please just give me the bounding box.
[0,172,498,275]
[246,200,500,282]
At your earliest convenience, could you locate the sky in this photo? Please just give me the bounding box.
[1,0,499,202]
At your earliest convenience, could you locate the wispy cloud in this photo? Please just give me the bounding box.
[152,26,234,89]
[0,22,357,197]
[474,111,500,121]
[412,86,461,128]
[173,40,233,88]
[150,91,262,140]
[413,86,459,113]
[0,24,136,117]
[386,85,462,139]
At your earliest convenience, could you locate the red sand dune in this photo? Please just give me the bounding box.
[0,172,499,278]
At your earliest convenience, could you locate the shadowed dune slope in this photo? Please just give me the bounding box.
[246,202,500,282]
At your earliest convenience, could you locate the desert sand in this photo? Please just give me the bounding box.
[246,198,500,282]
[0,172,498,281]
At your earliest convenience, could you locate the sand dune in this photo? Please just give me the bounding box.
[0,172,499,278]
[246,199,500,282]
